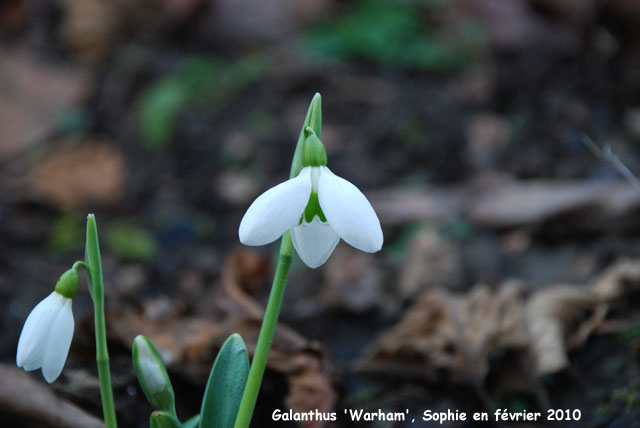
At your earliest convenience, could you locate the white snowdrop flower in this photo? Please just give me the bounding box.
[16,291,74,383]
[16,268,79,383]
[239,129,383,268]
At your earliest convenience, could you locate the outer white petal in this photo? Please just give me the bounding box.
[42,297,74,383]
[239,168,312,246]
[317,166,383,253]
[291,218,340,268]
[17,292,61,371]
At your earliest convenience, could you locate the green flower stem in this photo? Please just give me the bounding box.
[234,93,322,428]
[86,214,118,428]
[233,232,293,428]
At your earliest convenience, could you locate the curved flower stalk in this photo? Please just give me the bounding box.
[239,128,383,268]
[16,267,80,383]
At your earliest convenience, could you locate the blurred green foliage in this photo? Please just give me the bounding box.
[139,54,268,149]
[611,385,639,410]
[385,222,423,263]
[105,221,158,261]
[48,212,85,253]
[57,108,92,136]
[305,0,484,71]
[618,322,640,343]
[440,216,474,240]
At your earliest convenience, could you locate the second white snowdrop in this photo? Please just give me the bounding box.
[239,127,383,268]
[16,267,79,383]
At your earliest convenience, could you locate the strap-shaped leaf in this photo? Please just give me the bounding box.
[182,414,201,428]
[200,334,249,428]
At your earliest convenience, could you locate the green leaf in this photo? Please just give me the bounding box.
[150,411,182,428]
[138,54,268,150]
[200,334,249,428]
[182,414,201,428]
[139,80,187,149]
[104,221,158,261]
[304,0,483,72]
[48,212,84,253]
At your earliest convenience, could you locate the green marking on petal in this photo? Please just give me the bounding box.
[303,192,327,223]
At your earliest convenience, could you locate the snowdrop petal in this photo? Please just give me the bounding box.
[42,297,74,383]
[239,168,312,246]
[291,218,340,268]
[318,167,383,253]
[17,292,60,370]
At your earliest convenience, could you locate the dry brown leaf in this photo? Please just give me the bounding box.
[284,348,335,428]
[458,0,581,52]
[0,47,89,160]
[360,283,528,382]
[61,0,123,63]
[213,0,331,43]
[369,178,640,230]
[466,179,623,227]
[29,141,125,208]
[0,363,104,428]
[524,285,600,375]
[109,251,336,425]
[109,310,336,426]
[523,259,640,376]
[525,258,640,375]
[361,259,640,390]
[219,250,269,320]
[320,246,384,312]
[465,113,511,168]
[591,258,640,302]
[399,228,463,298]
[109,309,225,368]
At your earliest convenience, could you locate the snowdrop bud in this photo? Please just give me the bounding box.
[54,268,80,299]
[149,411,181,428]
[133,335,175,413]
[302,127,327,167]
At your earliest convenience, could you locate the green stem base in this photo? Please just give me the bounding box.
[233,233,294,428]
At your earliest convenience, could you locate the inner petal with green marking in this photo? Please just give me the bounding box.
[301,191,327,223]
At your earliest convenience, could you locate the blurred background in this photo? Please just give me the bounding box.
[2,0,640,426]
